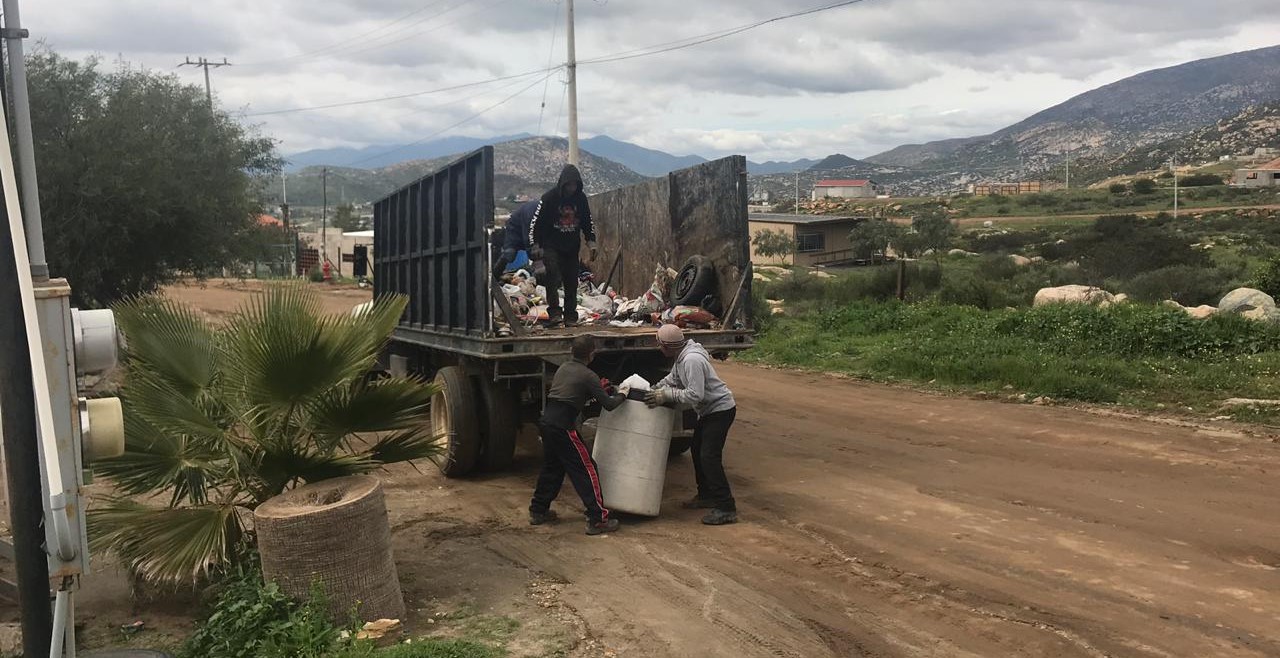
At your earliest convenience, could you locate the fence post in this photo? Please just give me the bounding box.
[896,259,907,301]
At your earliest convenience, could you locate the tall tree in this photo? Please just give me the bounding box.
[912,208,956,261]
[330,203,364,232]
[751,229,796,264]
[27,50,281,307]
[849,219,903,265]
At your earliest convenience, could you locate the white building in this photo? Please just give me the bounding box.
[812,179,880,200]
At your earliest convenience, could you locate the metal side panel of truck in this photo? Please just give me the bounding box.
[373,146,754,477]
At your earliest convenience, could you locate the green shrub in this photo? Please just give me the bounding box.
[333,640,503,658]
[1250,256,1280,298]
[1179,174,1223,187]
[1108,183,1127,194]
[1124,265,1233,306]
[180,564,343,658]
[1133,178,1157,194]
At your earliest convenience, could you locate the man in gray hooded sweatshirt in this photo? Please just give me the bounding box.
[645,324,739,525]
[529,164,598,327]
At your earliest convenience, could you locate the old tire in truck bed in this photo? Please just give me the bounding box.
[475,376,519,472]
[431,366,480,477]
[673,255,716,306]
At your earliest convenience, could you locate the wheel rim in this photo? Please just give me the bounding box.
[431,385,452,454]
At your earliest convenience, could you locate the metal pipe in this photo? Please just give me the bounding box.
[49,589,68,658]
[3,0,49,280]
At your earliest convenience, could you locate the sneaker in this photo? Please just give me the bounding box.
[681,497,716,510]
[585,518,620,535]
[545,308,564,328]
[529,509,559,526]
[701,509,738,526]
[565,312,580,326]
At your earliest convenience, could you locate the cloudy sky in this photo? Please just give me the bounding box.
[27,0,1280,163]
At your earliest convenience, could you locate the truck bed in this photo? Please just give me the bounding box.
[391,323,753,360]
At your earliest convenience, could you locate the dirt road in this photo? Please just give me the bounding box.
[374,363,1280,658]
[53,284,1280,656]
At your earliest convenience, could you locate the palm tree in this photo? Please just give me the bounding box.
[89,285,440,587]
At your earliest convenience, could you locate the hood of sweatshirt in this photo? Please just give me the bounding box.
[558,164,584,197]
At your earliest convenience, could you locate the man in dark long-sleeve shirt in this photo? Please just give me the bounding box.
[530,335,624,535]
[528,165,598,327]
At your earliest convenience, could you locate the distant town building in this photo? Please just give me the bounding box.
[973,181,1043,196]
[749,188,774,204]
[748,213,867,267]
[812,179,880,200]
[1235,157,1280,188]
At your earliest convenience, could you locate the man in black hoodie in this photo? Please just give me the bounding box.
[529,164,598,326]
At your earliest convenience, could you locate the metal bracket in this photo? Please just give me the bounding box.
[0,28,30,39]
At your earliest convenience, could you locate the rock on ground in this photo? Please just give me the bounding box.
[1218,288,1279,322]
[1009,255,1032,267]
[1034,285,1115,307]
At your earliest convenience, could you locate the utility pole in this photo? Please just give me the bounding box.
[795,172,800,216]
[3,0,49,281]
[322,168,329,264]
[565,0,580,166]
[178,57,231,108]
[280,174,290,229]
[1065,148,1071,190]
[1170,156,1180,219]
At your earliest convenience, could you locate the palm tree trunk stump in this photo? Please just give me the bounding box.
[254,475,405,621]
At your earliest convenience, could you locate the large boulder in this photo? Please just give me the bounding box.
[1218,288,1280,322]
[1033,285,1115,307]
[1009,255,1032,267]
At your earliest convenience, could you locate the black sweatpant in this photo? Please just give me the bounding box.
[692,407,737,512]
[542,247,580,321]
[531,423,610,523]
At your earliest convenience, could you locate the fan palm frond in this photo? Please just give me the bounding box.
[306,376,435,451]
[113,296,219,398]
[88,499,243,586]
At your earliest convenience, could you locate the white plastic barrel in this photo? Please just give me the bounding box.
[591,400,676,516]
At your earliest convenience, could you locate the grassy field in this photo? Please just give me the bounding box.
[747,210,1280,421]
[744,301,1280,418]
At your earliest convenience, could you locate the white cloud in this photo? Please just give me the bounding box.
[24,0,1280,161]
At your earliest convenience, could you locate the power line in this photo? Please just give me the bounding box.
[537,0,562,135]
[579,0,873,66]
[241,66,559,117]
[239,0,875,118]
[178,56,231,108]
[340,0,511,61]
[238,0,453,67]
[346,71,555,167]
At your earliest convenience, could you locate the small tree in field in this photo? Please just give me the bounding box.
[850,219,904,265]
[752,229,796,264]
[1133,178,1157,194]
[331,203,364,232]
[911,208,955,262]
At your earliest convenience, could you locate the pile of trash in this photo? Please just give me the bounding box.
[493,257,724,335]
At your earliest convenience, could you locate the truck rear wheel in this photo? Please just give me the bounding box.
[431,366,480,478]
[475,377,519,472]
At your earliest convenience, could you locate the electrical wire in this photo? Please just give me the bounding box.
[536,0,562,135]
[346,71,555,167]
[241,66,560,117]
[239,0,453,67]
[579,0,872,66]
[340,0,513,61]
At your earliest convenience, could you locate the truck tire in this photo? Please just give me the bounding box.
[431,366,480,478]
[475,376,519,472]
[673,255,716,306]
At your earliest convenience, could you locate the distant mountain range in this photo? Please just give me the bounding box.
[277,45,1280,205]
[275,137,648,208]
[864,45,1280,184]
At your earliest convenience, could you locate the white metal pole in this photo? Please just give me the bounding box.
[1172,157,1179,219]
[565,0,580,166]
[795,173,799,215]
[1065,149,1070,190]
[3,0,49,280]
[282,173,288,204]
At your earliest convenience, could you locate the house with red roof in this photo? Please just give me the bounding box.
[812,179,881,200]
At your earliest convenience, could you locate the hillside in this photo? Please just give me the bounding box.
[865,45,1280,186]
[272,137,648,208]
[1073,101,1280,182]
[808,154,870,171]
[580,135,707,176]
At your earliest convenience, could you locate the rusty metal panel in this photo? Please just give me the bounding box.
[589,156,752,326]
[374,147,494,336]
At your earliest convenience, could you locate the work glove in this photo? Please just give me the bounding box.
[644,388,676,409]
[600,378,617,396]
[587,241,599,263]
